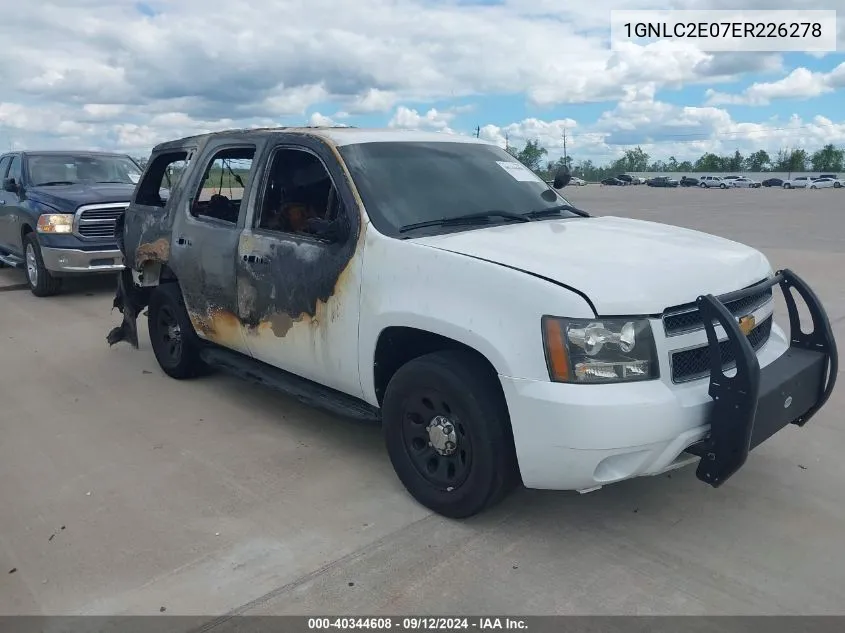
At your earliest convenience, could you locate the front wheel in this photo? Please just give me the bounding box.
[720,183,727,189]
[835,182,842,188]
[23,233,62,297]
[382,350,519,518]
[147,283,207,379]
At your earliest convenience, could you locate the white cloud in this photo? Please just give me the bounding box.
[0,0,840,157]
[706,63,844,106]
[388,106,456,133]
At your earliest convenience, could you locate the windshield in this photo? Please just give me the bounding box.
[337,141,577,237]
[26,154,142,187]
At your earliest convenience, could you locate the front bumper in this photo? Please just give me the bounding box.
[502,269,837,491]
[40,247,124,275]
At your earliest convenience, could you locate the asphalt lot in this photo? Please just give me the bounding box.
[1,185,844,618]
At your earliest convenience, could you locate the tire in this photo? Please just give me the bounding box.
[720,183,727,189]
[835,182,841,188]
[147,283,206,379]
[23,233,62,297]
[810,185,817,189]
[382,350,519,518]
[699,182,706,188]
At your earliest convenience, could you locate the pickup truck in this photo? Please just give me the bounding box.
[107,127,838,518]
[0,150,142,296]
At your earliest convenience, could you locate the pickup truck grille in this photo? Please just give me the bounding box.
[662,280,773,336]
[670,315,773,384]
[74,203,129,240]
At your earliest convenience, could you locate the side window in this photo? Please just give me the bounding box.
[0,156,10,179]
[256,147,344,241]
[136,151,189,207]
[191,147,255,224]
[7,156,21,184]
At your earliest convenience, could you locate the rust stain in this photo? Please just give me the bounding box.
[189,307,243,347]
[135,238,170,267]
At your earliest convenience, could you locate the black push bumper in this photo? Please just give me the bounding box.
[686,269,838,486]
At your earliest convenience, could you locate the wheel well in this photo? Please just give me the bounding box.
[21,224,32,242]
[373,327,501,406]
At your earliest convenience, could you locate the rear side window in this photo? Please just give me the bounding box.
[190,146,255,224]
[136,151,190,207]
[0,156,10,177]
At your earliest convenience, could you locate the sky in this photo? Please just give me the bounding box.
[0,0,843,165]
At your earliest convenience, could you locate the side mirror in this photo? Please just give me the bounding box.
[3,178,17,193]
[552,165,571,189]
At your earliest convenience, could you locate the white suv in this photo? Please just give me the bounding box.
[784,176,813,189]
[110,127,839,518]
[699,176,727,188]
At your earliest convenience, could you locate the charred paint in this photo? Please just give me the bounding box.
[107,128,364,352]
[135,238,170,267]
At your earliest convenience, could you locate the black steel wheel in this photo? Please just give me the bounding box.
[148,283,206,379]
[382,350,519,518]
[400,387,473,491]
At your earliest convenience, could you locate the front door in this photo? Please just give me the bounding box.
[168,142,260,357]
[236,136,364,399]
[0,155,22,253]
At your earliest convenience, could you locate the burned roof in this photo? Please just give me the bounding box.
[151,126,493,153]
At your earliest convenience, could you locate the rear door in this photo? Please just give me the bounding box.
[166,139,262,357]
[235,133,365,398]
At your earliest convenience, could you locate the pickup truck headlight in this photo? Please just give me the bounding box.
[37,213,74,234]
[542,316,659,383]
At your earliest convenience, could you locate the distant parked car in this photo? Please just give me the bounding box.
[647,176,679,188]
[569,176,586,186]
[722,176,740,181]
[679,176,699,187]
[809,177,843,189]
[632,176,647,185]
[728,177,761,189]
[819,174,838,180]
[699,176,727,189]
[601,177,625,186]
[783,176,813,189]
[762,178,784,187]
[614,174,634,185]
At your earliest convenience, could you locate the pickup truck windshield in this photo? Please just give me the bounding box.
[337,141,578,237]
[26,154,142,187]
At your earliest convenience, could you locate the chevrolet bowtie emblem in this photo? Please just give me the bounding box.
[738,314,756,336]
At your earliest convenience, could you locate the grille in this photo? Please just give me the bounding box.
[662,282,773,335]
[670,316,773,383]
[76,204,128,239]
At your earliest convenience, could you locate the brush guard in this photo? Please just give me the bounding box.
[685,269,838,487]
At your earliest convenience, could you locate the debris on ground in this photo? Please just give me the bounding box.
[799,464,808,470]
[8,568,16,574]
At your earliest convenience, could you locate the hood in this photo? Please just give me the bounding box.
[409,216,772,315]
[27,183,136,213]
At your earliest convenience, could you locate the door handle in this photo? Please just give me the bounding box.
[175,236,192,247]
[242,254,269,264]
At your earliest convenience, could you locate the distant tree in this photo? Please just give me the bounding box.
[667,156,679,171]
[728,150,744,172]
[677,160,694,172]
[694,152,722,171]
[744,150,771,172]
[787,148,808,171]
[649,160,668,172]
[514,139,547,171]
[810,144,844,171]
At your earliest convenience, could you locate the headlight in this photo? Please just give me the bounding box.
[37,213,74,234]
[542,316,659,384]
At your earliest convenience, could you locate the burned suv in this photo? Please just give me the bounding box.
[108,127,837,518]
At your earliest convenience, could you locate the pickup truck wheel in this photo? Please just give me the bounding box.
[382,350,518,518]
[23,233,62,297]
[148,283,205,379]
